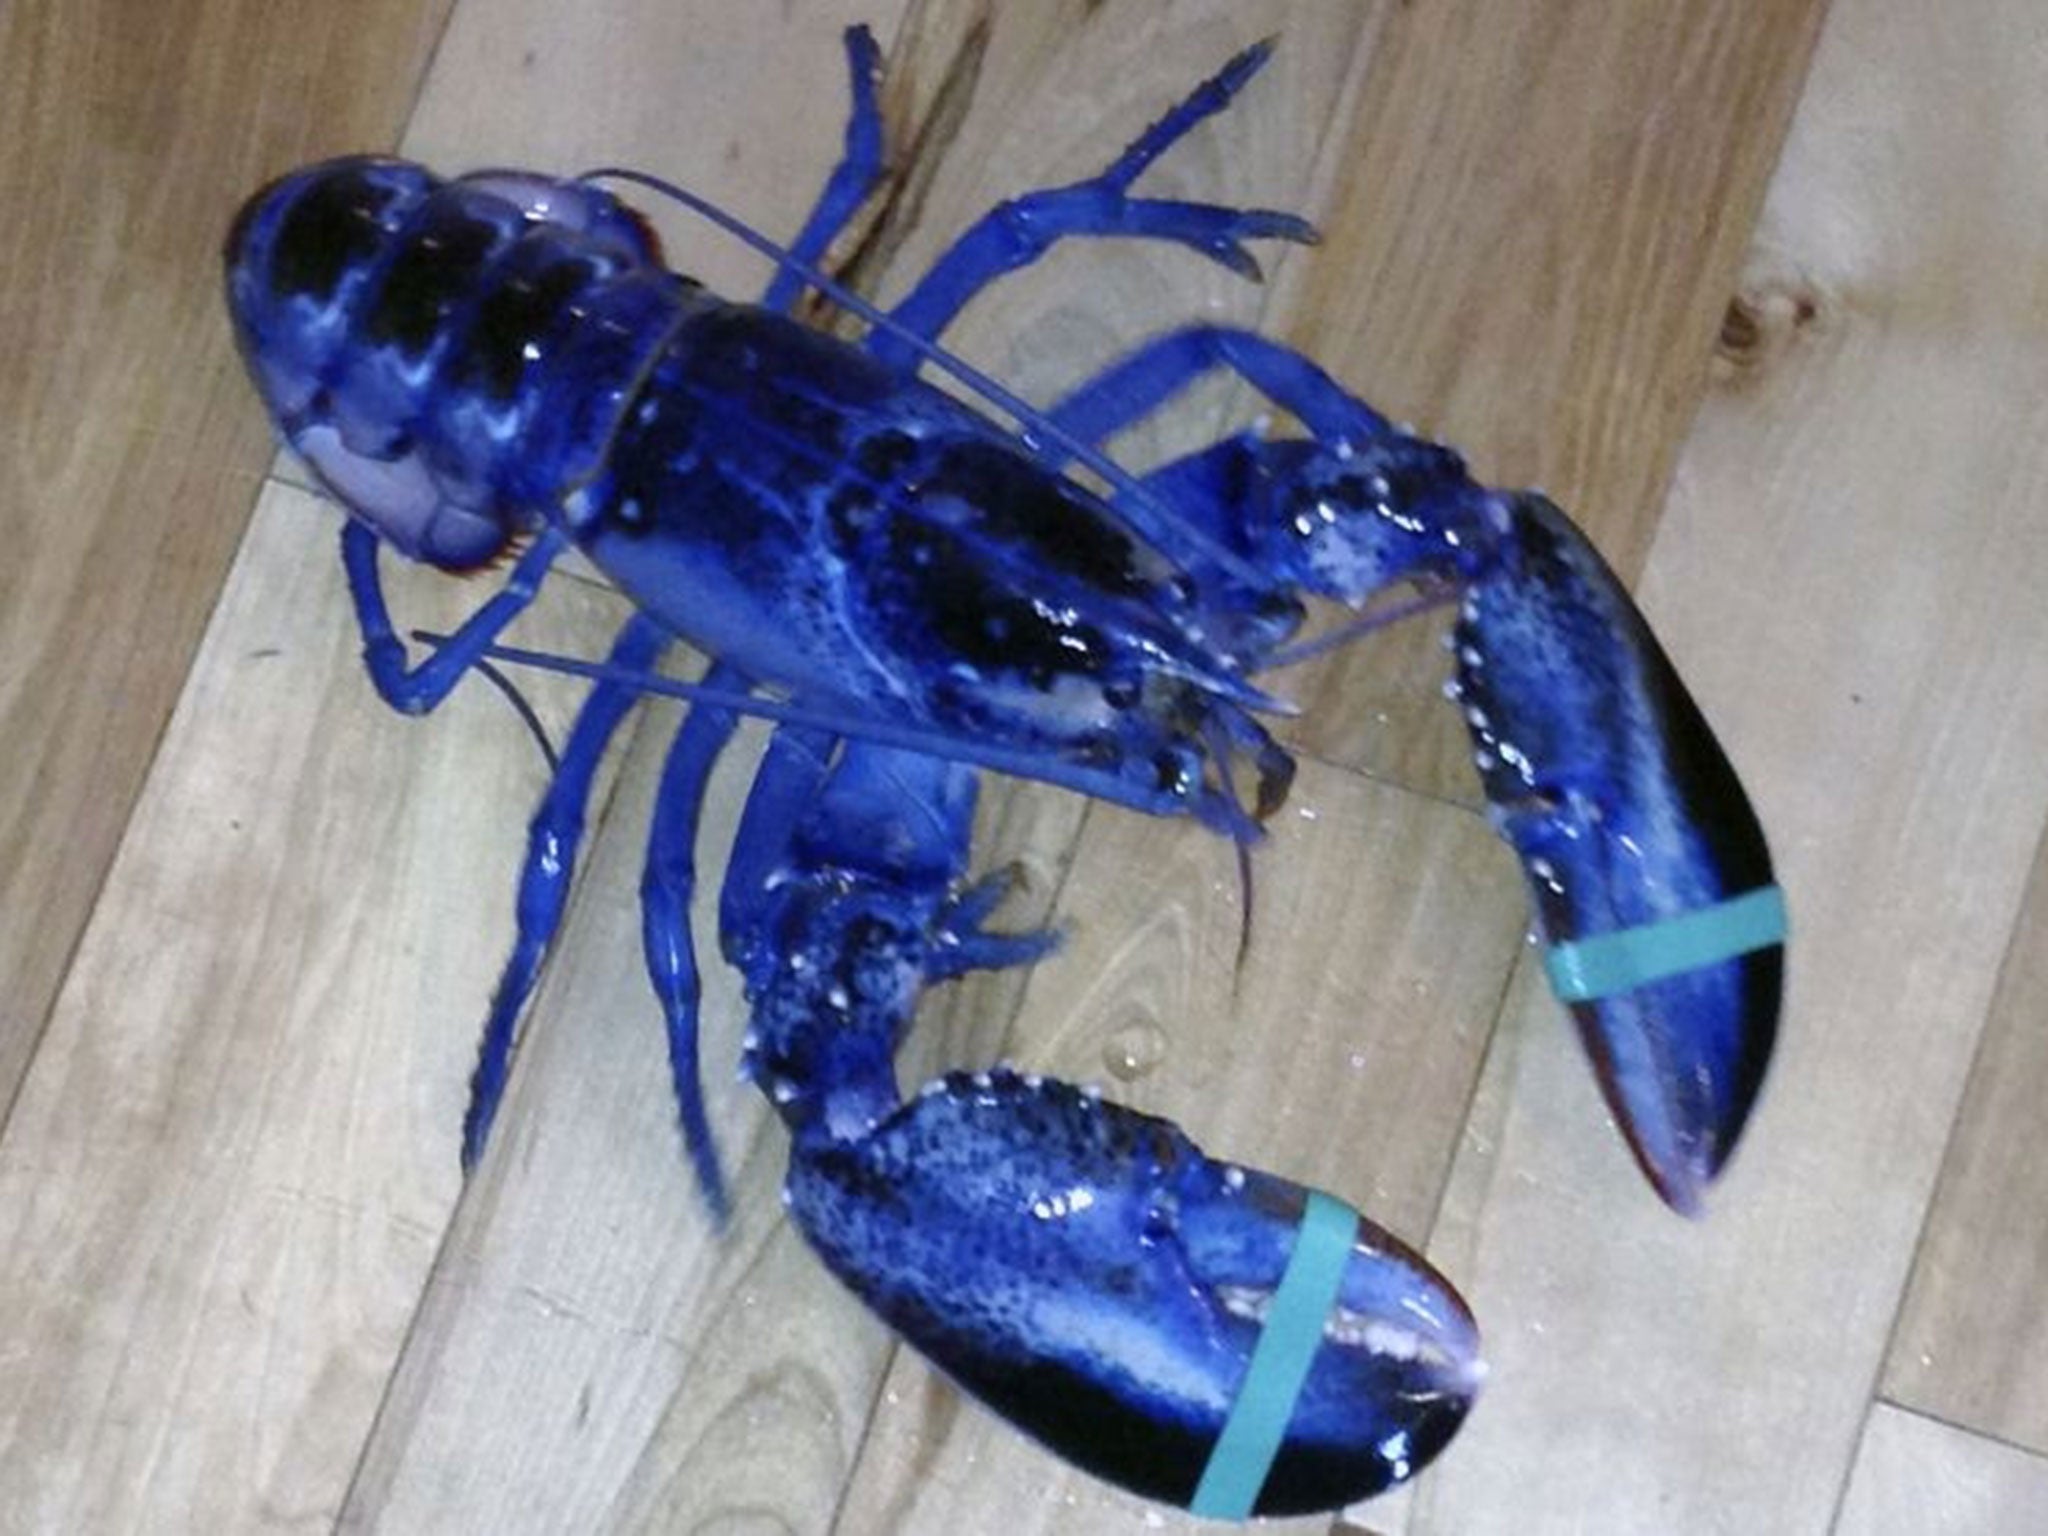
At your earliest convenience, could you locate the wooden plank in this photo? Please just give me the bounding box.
[334,705,797,1532]
[398,0,892,302]
[1836,1405,2048,1536]
[0,482,625,1530]
[1411,0,2048,1528]
[0,0,452,1157]
[1884,824,2048,1452]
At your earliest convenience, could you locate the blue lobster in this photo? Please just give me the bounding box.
[222,25,1781,1520]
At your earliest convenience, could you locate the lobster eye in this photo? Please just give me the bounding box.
[1151,746,1199,798]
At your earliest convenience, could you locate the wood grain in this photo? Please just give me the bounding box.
[1836,1405,2048,1536]
[0,483,625,1531]
[1884,822,2048,1453]
[1412,0,2048,1529]
[0,0,452,1164]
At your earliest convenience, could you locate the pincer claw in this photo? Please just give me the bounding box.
[785,1069,1480,1516]
[1455,494,1784,1215]
[1194,207,1322,281]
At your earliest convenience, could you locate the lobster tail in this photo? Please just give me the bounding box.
[223,158,698,567]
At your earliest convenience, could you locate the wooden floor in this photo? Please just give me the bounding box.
[6,0,2048,1530]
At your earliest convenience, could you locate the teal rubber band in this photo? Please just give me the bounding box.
[1545,884,1787,1004]
[1189,1189,1356,1521]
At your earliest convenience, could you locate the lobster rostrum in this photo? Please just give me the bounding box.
[221,25,1780,1519]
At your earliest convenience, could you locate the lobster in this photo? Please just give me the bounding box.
[221,24,1781,1520]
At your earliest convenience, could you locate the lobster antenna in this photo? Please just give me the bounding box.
[1200,716,1261,979]
[1257,580,1461,671]
[418,630,1226,825]
[578,165,1270,592]
[1234,834,1258,985]
[471,656,562,774]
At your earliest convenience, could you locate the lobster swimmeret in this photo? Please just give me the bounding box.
[221,26,1781,1519]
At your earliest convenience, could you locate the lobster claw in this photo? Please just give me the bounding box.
[1456,493,1784,1215]
[785,1069,1480,1516]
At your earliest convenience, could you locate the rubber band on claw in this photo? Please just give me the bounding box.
[1544,886,1787,1005]
[1191,1189,1358,1520]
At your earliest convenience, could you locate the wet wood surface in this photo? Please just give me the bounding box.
[6,0,2048,1532]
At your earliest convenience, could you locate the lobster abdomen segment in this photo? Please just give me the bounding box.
[223,157,696,566]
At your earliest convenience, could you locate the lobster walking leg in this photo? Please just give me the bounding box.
[615,25,883,1206]
[761,25,886,315]
[1045,323,1387,453]
[718,725,836,961]
[638,660,749,1221]
[341,520,569,713]
[463,613,669,1167]
[868,39,1314,371]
